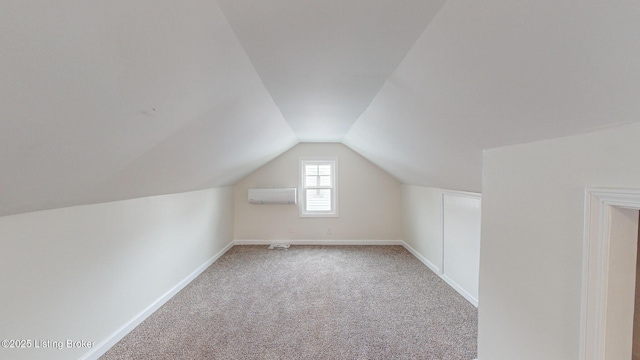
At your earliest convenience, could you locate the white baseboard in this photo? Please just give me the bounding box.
[80,240,235,360]
[400,241,478,308]
[236,239,478,307]
[234,239,404,246]
[401,241,441,274]
[83,239,476,359]
[440,273,478,308]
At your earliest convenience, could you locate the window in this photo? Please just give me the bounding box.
[300,158,338,217]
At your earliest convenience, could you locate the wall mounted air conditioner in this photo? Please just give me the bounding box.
[248,188,297,205]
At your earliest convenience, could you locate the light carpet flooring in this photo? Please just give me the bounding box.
[100,245,477,359]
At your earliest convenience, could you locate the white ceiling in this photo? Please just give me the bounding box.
[0,0,297,216]
[344,0,640,190]
[1,0,640,216]
[216,0,447,141]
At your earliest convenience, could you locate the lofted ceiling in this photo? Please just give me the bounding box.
[1,0,640,216]
[216,0,447,141]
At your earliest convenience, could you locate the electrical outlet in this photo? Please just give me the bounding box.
[288,226,294,234]
[326,226,332,235]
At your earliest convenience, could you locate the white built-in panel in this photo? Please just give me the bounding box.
[443,192,481,305]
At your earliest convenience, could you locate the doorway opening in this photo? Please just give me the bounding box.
[581,189,640,360]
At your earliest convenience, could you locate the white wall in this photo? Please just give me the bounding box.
[402,185,443,270]
[0,187,234,360]
[479,123,640,360]
[443,193,481,303]
[234,143,402,241]
[345,0,640,194]
[402,185,481,306]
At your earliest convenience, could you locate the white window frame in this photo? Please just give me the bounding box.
[299,157,338,217]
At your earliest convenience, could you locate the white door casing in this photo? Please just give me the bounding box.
[581,188,640,360]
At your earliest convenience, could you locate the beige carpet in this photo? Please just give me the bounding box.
[100,245,477,359]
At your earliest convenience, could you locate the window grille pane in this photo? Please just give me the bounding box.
[306,189,331,211]
[305,165,318,176]
[305,175,317,187]
[319,175,331,186]
[318,165,331,176]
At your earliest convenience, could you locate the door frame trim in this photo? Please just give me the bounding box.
[581,188,640,359]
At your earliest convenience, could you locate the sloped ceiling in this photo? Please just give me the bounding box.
[216,0,447,141]
[2,0,640,216]
[0,0,297,216]
[345,0,640,191]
